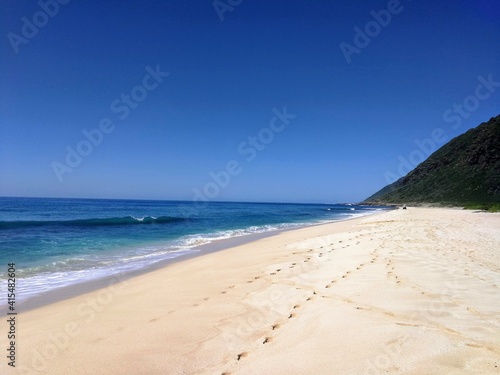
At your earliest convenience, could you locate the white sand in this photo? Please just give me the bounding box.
[9,208,500,374]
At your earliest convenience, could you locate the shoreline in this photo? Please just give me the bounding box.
[11,211,385,313]
[11,207,500,374]
[12,228,281,313]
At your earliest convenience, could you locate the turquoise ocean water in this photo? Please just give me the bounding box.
[0,197,389,301]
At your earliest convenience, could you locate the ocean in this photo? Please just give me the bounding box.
[0,197,389,302]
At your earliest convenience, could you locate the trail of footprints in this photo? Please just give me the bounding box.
[227,291,313,372]
[222,233,388,371]
[174,231,394,314]
[191,231,396,373]
[161,223,498,374]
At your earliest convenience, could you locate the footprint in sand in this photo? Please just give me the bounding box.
[293,304,301,309]
[272,324,281,330]
[288,313,296,319]
[203,297,210,301]
[221,291,227,294]
[262,337,271,344]
[396,322,419,327]
[236,352,248,361]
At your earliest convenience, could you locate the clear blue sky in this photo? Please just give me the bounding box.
[1,0,499,203]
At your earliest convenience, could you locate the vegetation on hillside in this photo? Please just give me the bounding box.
[363,115,500,209]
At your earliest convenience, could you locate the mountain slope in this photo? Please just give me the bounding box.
[364,115,500,206]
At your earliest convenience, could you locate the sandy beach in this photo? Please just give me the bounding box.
[10,207,500,374]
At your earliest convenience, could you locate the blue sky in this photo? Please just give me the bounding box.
[1,0,499,203]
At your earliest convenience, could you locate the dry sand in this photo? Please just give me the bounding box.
[7,208,500,374]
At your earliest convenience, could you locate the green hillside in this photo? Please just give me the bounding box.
[364,115,500,209]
